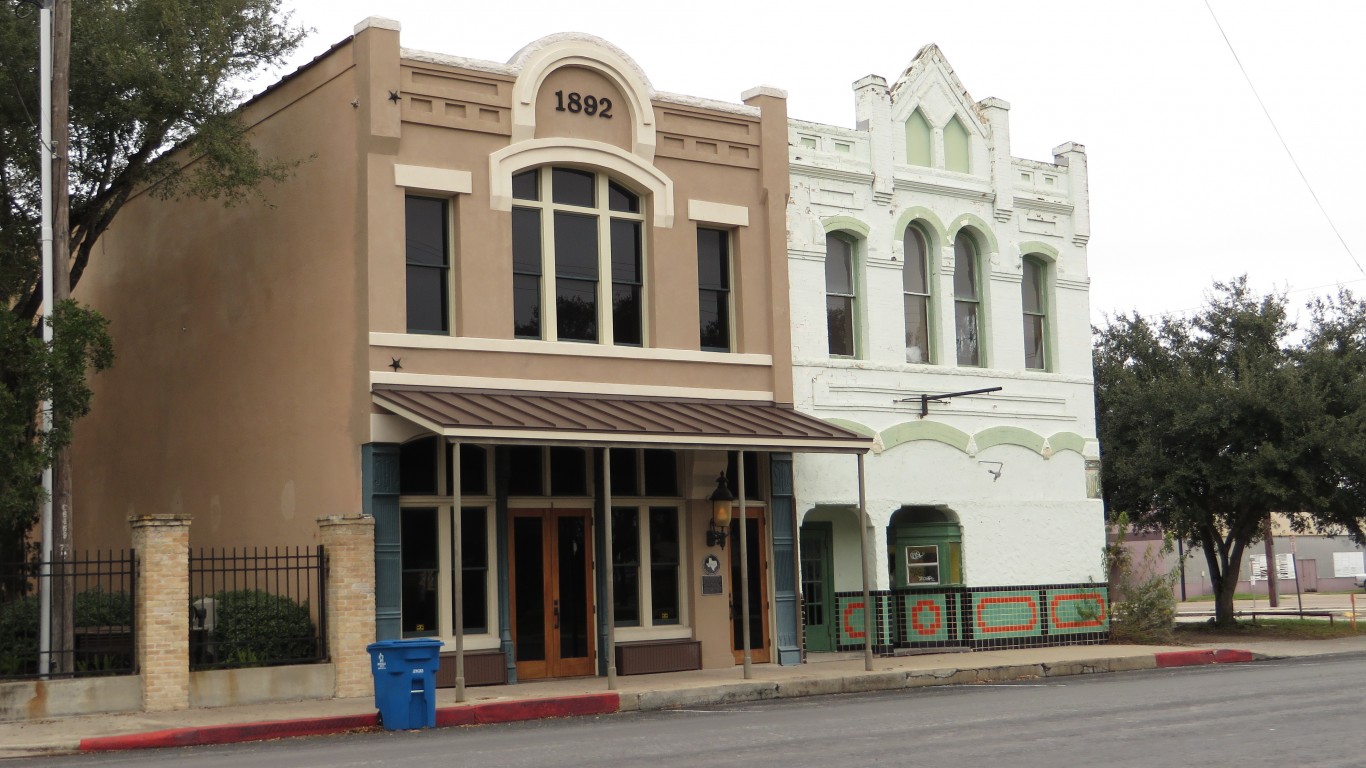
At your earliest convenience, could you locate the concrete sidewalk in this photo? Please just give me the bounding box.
[3,636,1364,759]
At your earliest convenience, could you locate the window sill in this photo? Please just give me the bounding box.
[371,332,771,366]
[614,626,692,643]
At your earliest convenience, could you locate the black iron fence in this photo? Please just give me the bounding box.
[0,551,137,679]
[189,546,326,670]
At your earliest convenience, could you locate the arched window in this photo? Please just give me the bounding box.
[902,225,932,364]
[953,233,982,366]
[944,115,970,173]
[887,507,963,587]
[1021,256,1048,370]
[825,233,859,357]
[905,109,931,167]
[511,167,645,345]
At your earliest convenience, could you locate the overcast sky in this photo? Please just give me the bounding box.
[269,0,1365,324]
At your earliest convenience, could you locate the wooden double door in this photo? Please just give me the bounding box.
[509,509,595,679]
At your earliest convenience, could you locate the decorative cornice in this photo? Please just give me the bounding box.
[894,177,995,203]
[1013,196,1074,215]
[792,164,874,185]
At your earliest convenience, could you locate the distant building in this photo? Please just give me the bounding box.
[786,45,1108,651]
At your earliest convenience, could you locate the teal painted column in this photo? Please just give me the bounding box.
[362,443,401,640]
[770,453,801,665]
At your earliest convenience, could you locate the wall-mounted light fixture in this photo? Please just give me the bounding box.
[707,473,734,548]
[979,461,1003,481]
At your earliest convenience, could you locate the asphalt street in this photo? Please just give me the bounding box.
[13,654,1364,767]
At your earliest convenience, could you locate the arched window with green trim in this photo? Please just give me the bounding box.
[1022,255,1048,371]
[905,109,931,167]
[953,232,983,367]
[887,507,963,587]
[902,224,932,363]
[944,115,970,173]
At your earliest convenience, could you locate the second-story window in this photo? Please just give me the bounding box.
[511,167,644,345]
[953,233,982,366]
[697,228,732,352]
[1022,256,1048,370]
[903,225,932,363]
[406,196,450,334]
[825,233,858,357]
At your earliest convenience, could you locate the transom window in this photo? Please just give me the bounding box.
[953,234,982,367]
[903,225,932,364]
[512,168,645,346]
[1022,256,1048,370]
[825,233,858,357]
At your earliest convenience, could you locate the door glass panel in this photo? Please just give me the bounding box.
[800,533,825,629]
[730,518,763,652]
[557,516,590,659]
[611,508,640,626]
[401,508,438,637]
[513,517,545,662]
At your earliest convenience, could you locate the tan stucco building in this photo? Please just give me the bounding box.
[71,19,869,683]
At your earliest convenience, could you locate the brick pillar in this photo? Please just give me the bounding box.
[129,514,191,712]
[318,515,376,699]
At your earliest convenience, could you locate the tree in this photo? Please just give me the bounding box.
[1094,277,1366,627]
[0,0,305,562]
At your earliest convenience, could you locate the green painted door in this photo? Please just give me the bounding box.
[800,523,835,652]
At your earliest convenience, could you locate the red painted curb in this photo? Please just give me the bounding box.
[467,692,620,725]
[79,713,378,751]
[78,693,621,752]
[1154,648,1254,668]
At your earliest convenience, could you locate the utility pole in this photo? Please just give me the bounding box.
[36,0,54,678]
[49,0,74,673]
[1263,513,1278,609]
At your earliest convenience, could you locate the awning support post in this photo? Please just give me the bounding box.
[857,452,873,672]
[603,449,617,690]
[739,451,752,680]
[452,440,466,702]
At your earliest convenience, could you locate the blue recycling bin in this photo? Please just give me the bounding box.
[366,638,444,730]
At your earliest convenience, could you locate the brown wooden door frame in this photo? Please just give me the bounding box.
[508,508,596,680]
[730,506,771,664]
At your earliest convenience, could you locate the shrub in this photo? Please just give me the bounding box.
[74,587,133,627]
[1106,514,1178,644]
[0,596,38,675]
[211,590,316,666]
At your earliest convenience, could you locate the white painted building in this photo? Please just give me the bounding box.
[787,45,1108,652]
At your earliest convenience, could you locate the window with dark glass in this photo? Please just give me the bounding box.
[549,447,588,495]
[445,443,488,496]
[903,225,932,364]
[697,228,731,352]
[825,233,857,357]
[399,436,439,495]
[508,167,645,345]
[611,507,641,626]
[609,449,639,497]
[611,506,682,629]
[954,234,982,367]
[406,196,449,334]
[401,508,439,637]
[648,507,680,624]
[642,450,678,497]
[1022,256,1047,371]
[453,507,489,634]
[725,451,764,500]
[506,445,544,496]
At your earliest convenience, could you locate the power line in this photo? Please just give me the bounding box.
[1203,0,1363,276]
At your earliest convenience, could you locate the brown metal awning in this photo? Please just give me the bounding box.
[372,384,871,453]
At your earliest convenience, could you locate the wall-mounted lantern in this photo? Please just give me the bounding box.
[707,473,734,549]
